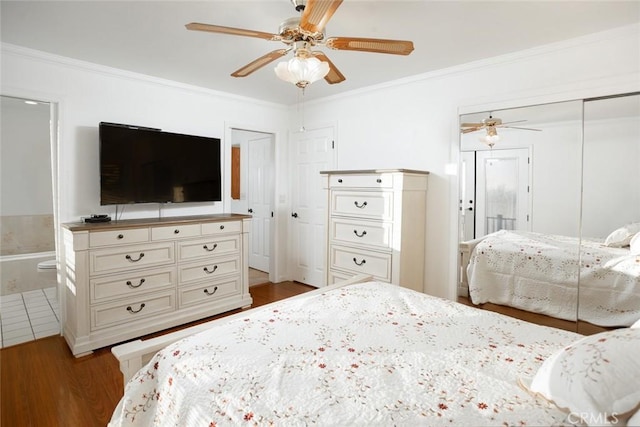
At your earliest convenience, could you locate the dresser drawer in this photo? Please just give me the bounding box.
[178,235,240,262]
[90,266,176,303]
[330,245,391,281]
[330,218,392,250]
[89,228,149,248]
[201,220,242,235]
[178,256,240,285]
[89,242,175,275]
[152,223,201,240]
[90,290,175,331]
[178,276,241,309]
[331,191,393,221]
[329,173,393,188]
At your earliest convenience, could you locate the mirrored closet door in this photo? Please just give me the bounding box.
[578,93,640,335]
[458,100,584,332]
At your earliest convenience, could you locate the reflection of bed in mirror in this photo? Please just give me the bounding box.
[460,229,640,328]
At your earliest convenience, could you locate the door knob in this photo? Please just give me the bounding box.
[291,212,298,218]
[248,208,253,213]
[467,207,473,211]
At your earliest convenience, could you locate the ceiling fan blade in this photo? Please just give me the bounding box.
[231,49,289,78]
[185,23,279,41]
[312,51,346,84]
[299,0,343,35]
[460,123,484,128]
[504,126,542,131]
[499,120,527,125]
[461,127,481,134]
[325,37,414,55]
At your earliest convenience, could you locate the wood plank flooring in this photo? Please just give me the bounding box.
[1,281,315,427]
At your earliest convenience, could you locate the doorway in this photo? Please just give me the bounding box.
[229,128,274,286]
[0,95,59,347]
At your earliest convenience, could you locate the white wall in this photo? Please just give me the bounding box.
[0,44,288,224]
[298,24,640,298]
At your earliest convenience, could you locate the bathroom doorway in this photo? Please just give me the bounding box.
[0,95,59,347]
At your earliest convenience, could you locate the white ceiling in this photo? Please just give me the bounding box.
[2,1,639,105]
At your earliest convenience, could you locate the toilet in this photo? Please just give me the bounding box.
[37,259,57,270]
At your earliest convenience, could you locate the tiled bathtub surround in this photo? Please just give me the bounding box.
[1,214,55,256]
[1,252,57,295]
[0,287,60,348]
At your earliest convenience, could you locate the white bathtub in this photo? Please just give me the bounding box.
[0,251,58,296]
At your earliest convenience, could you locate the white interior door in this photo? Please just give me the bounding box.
[290,126,335,287]
[460,151,476,242]
[247,134,273,272]
[475,148,531,237]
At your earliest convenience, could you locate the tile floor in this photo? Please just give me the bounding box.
[0,287,60,349]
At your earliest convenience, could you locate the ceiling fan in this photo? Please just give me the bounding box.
[185,0,414,87]
[460,114,541,148]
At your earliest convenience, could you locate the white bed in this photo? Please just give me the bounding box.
[106,274,638,427]
[461,230,640,327]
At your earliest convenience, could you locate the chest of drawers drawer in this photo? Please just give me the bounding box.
[89,228,149,248]
[329,245,392,281]
[330,218,392,250]
[152,223,201,240]
[90,266,176,303]
[331,191,394,220]
[90,290,175,331]
[329,174,393,188]
[178,276,241,309]
[202,220,242,235]
[178,235,240,262]
[89,242,175,275]
[178,255,241,285]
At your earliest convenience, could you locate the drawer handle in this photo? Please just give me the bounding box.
[203,286,218,296]
[126,303,146,314]
[353,230,367,238]
[337,178,343,183]
[353,257,366,266]
[354,201,368,209]
[117,234,124,239]
[174,229,180,234]
[376,178,382,183]
[219,225,225,230]
[126,278,146,289]
[203,243,218,252]
[203,265,218,274]
[125,253,145,262]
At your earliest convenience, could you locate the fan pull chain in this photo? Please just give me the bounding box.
[298,87,306,132]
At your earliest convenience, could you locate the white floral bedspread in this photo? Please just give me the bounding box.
[467,230,640,326]
[110,281,579,426]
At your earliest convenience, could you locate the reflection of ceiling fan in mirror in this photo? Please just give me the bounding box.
[185,0,414,88]
[460,115,541,148]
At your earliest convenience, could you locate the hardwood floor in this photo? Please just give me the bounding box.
[0,281,315,427]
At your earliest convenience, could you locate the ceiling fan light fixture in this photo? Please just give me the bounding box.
[480,127,500,148]
[274,54,329,89]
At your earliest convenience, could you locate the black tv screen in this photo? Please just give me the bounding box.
[99,122,222,205]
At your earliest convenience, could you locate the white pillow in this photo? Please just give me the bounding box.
[630,232,640,255]
[632,318,640,329]
[605,222,640,247]
[522,328,640,426]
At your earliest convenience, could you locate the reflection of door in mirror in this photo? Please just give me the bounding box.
[461,148,530,241]
[579,93,640,335]
[458,101,583,333]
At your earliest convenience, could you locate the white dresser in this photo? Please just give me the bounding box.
[61,214,253,356]
[321,170,429,292]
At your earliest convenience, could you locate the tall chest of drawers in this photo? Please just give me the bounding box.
[61,214,252,356]
[321,170,429,292]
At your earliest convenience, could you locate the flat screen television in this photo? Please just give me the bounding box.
[99,122,222,205]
